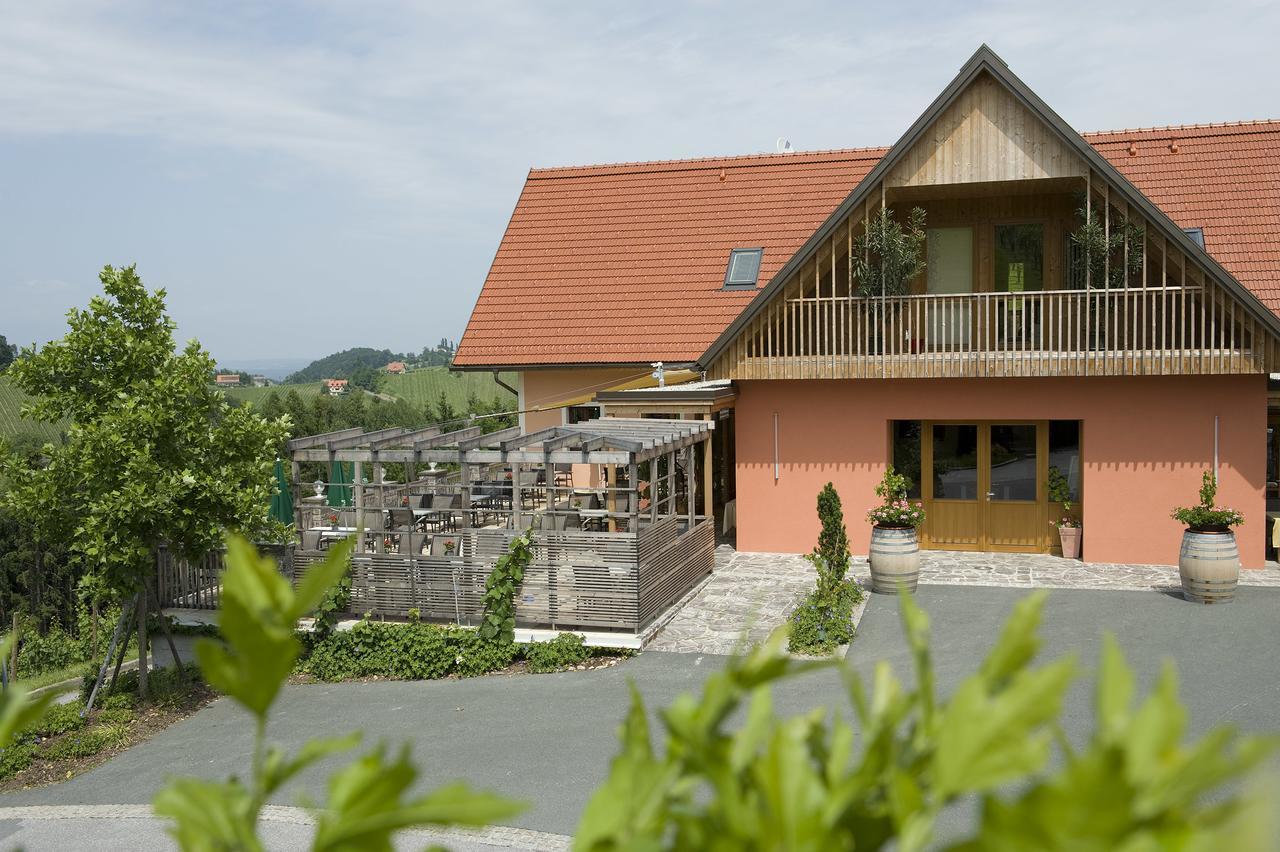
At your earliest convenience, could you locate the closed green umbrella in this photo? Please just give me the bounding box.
[328,460,353,507]
[269,459,294,524]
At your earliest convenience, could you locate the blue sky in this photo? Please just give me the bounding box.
[2,0,1276,366]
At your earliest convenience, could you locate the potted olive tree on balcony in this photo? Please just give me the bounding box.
[866,466,925,594]
[1171,470,1244,604]
[851,207,927,354]
[1047,465,1081,559]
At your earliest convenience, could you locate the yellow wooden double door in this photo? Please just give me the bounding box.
[921,421,1049,553]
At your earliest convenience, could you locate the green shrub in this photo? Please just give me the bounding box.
[41,724,125,761]
[524,633,590,673]
[25,702,85,739]
[788,578,863,656]
[102,692,135,712]
[302,622,514,681]
[450,629,515,678]
[17,625,81,676]
[95,707,135,725]
[0,741,36,779]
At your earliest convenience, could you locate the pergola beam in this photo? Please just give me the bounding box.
[369,425,441,449]
[414,425,482,449]
[286,427,364,451]
[326,426,407,450]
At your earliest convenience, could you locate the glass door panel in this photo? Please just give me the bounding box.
[927,423,980,549]
[926,227,973,350]
[985,423,1044,550]
[994,224,1044,348]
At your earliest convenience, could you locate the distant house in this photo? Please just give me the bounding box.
[326,379,349,395]
[251,375,270,387]
[384,361,407,375]
[214,374,241,387]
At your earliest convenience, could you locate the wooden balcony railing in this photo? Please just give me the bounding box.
[716,286,1273,379]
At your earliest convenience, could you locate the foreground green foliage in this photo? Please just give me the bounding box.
[790,484,864,655]
[153,536,522,850]
[577,592,1277,851]
[0,633,61,778]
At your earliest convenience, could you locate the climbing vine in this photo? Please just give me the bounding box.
[479,530,534,645]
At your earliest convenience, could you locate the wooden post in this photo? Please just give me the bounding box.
[136,587,149,699]
[9,613,16,679]
[685,444,696,526]
[702,417,714,519]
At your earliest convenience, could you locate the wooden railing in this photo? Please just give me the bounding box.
[719,285,1273,379]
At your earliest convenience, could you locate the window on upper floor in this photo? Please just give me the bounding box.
[723,248,764,289]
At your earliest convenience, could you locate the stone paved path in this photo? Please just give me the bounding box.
[649,547,1280,654]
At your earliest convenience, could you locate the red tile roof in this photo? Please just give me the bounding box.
[1087,120,1280,313]
[455,121,1280,368]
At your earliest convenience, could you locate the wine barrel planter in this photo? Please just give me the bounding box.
[1178,528,1240,604]
[869,526,920,594]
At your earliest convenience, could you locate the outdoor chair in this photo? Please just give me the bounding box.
[429,534,463,558]
[388,508,415,531]
[301,530,323,551]
[553,464,573,487]
[397,533,428,556]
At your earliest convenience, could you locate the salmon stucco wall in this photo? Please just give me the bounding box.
[519,367,649,432]
[733,375,1266,568]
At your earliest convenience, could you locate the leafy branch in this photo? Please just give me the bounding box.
[153,535,522,849]
[479,531,534,645]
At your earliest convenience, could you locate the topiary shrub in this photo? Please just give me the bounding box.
[524,633,591,673]
[789,483,865,655]
[788,580,862,656]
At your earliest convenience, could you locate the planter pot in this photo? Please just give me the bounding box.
[1178,528,1239,604]
[869,525,920,594]
[1057,526,1081,559]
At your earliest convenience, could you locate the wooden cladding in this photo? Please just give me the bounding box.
[888,72,1087,188]
[712,284,1273,380]
[708,175,1280,381]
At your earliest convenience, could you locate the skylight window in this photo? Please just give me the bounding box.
[1183,227,1205,249]
[724,248,763,289]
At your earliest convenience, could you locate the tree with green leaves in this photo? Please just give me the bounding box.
[0,334,16,371]
[851,207,928,297]
[1,265,287,696]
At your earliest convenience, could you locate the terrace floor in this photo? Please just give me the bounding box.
[648,546,1280,655]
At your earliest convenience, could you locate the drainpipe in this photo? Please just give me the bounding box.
[1214,415,1219,485]
[492,370,518,397]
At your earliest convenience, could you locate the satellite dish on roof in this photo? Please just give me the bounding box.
[776,138,794,154]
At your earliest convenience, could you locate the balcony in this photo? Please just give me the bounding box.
[717,284,1269,380]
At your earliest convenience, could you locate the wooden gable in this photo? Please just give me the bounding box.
[887,71,1087,189]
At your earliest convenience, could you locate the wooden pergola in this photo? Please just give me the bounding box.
[285,418,717,635]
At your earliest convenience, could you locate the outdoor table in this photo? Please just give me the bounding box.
[578,508,610,531]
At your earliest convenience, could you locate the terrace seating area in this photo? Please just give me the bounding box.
[286,418,717,637]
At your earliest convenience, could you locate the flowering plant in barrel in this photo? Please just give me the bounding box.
[866,467,925,529]
[866,467,925,595]
[1172,470,1244,604]
[1171,470,1244,532]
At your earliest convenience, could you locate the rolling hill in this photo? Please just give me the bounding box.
[217,367,515,414]
[381,367,515,410]
[0,376,67,443]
